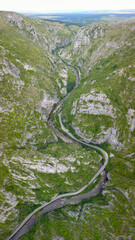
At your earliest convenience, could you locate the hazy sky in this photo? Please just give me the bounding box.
[1,0,135,13]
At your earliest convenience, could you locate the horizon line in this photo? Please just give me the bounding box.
[20,9,135,14]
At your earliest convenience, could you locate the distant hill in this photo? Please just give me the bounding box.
[24,10,135,26]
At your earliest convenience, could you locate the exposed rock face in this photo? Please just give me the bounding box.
[73,28,91,54]
[41,93,59,121]
[76,102,115,118]
[59,69,68,95]
[60,20,135,73]
[4,12,24,29]
[1,58,20,78]
[2,12,74,53]
[2,150,92,208]
[128,76,135,81]
[127,109,135,132]
[0,188,18,223]
[80,89,111,104]
[0,57,26,92]
[3,12,48,49]
[72,123,123,150]
[72,24,105,55]
[60,24,106,63]
[70,89,124,149]
[71,90,116,119]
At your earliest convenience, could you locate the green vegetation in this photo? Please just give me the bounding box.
[0,11,135,240]
[58,19,135,240]
[67,68,76,93]
[61,20,135,148]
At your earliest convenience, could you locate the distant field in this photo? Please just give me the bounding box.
[38,16,62,19]
[25,11,135,26]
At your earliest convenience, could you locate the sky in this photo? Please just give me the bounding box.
[0,0,135,13]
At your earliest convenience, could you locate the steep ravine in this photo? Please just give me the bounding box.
[7,54,109,240]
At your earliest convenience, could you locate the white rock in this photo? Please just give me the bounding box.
[60,87,67,95]
[52,237,64,240]
[23,64,36,71]
[128,76,135,81]
[5,12,23,29]
[40,93,59,120]
[127,109,135,132]
[71,90,116,118]
[110,153,115,157]
[71,100,78,115]
[72,123,123,149]
[80,90,110,104]
[2,58,20,78]
[56,79,61,88]
[0,188,18,223]
[71,94,116,119]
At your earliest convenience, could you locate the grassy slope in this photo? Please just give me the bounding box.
[58,20,135,239]
[0,12,101,240]
[0,12,135,240]
[61,20,135,146]
[17,20,135,240]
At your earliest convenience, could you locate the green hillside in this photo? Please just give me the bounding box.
[0,11,135,240]
[60,21,135,148]
[59,20,135,239]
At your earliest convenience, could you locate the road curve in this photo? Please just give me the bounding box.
[7,55,108,240]
[58,112,108,194]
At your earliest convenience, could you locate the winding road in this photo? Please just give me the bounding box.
[7,54,109,240]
